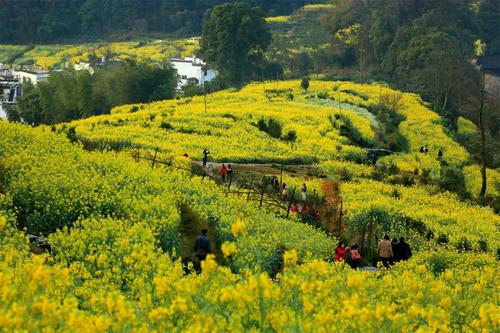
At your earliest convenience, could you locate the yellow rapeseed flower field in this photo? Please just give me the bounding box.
[0,79,498,332]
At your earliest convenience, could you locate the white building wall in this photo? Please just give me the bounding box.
[12,71,49,85]
[0,104,6,120]
[171,57,216,89]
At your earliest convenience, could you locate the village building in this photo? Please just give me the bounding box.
[170,56,216,89]
[74,62,95,75]
[11,69,49,85]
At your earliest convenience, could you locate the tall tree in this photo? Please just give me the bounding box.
[199,2,271,85]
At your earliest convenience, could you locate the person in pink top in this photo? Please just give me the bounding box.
[350,244,362,269]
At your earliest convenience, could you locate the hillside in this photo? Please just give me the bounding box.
[0,39,199,69]
[0,80,499,331]
[69,80,490,181]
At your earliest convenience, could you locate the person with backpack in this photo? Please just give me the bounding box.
[378,235,393,268]
[194,229,211,273]
[398,237,413,261]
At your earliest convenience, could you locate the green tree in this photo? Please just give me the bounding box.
[16,81,43,125]
[199,2,271,85]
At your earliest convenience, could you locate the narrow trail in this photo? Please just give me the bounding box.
[321,179,341,234]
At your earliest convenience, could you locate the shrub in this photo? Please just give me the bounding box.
[341,89,369,101]
[130,106,139,113]
[437,233,449,245]
[257,118,282,139]
[427,252,452,276]
[478,240,488,253]
[439,167,468,198]
[380,92,404,113]
[456,237,472,252]
[66,126,77,143]
[283,130,297,143]
[160,122,173,130]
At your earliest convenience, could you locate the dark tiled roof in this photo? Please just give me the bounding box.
[476,55,500,70]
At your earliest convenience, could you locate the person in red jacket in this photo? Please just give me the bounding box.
[219,164,228,182]
[334,242,349,262]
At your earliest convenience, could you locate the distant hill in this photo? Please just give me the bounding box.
[0,0,326,44]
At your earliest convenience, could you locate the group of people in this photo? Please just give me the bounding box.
[377,235,412,268]
[290,202,321,219]
[419,145,444,160]
[334,235,412,269]
[218,163,233,183]
[334,242,363,268]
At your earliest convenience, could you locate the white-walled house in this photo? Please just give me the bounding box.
[11,69,49,85]
[170,57,216,89]
[74,62,95,75]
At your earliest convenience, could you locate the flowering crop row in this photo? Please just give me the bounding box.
[0,121,333,272]
[70,80,469,175]
[0,207,498,332]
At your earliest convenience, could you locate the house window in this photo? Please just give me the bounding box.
[181,75,187,79]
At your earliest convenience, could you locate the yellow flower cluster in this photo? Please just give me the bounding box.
[1,78,498,331]
[0,210,498,332]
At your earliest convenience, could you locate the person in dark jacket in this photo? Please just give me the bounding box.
[194,229,211,273]
[398,237,413,261]
[202,149,210,167]
[391,238,401,263]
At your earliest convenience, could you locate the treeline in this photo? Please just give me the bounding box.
[0,0,323,43]
[11,61,177,125]
[318,0,500,190]
[319,0,498,122]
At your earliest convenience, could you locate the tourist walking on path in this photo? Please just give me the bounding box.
[334,242,349,262]
[274,177,280,193]
[398,237,413,261]
[226,164,233,181]
[350,244,362,269]
[301,183,307,201]
[194,229,211,274]
[219,164,227,182]
[282,183,289,199]
[378,235,393,268]
[391,238,401,263]
[202,149,210,168]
